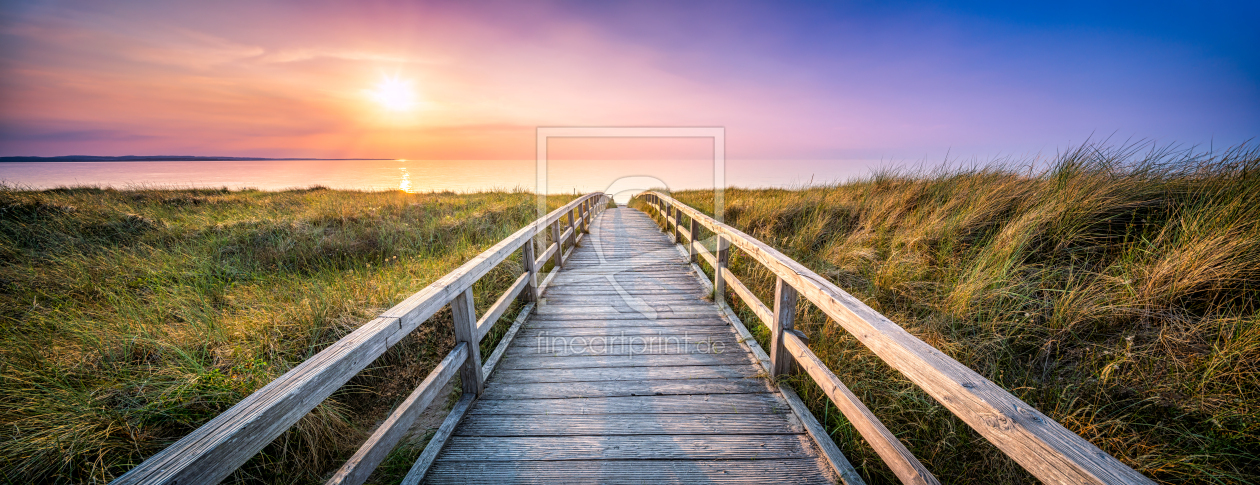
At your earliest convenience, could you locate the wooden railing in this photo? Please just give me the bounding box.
[637,191,1153,485]
[113,193,612,485]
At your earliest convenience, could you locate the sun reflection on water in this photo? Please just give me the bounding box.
[399,166,412,193]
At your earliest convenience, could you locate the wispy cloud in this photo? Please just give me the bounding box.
[0,1,1255,162]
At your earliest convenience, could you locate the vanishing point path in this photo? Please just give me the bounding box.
[424,207,837,483]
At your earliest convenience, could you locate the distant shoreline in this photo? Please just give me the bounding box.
[0,156,394,162]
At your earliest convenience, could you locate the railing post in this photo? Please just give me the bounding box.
[673,207,682,243]
[715,235,729,302]
[450,288,484,395]
[520,238,538,302]
[770,277,798,378]
[688,217,699,263]
[583,199,592,232]
[551,220,563,269]
[580,199,588,233]
[566,207,576,244]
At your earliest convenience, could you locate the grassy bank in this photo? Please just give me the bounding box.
[0,186,575,484]
[642,143,1259,484]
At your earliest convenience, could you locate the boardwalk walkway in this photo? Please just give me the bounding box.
[423,207,836,483]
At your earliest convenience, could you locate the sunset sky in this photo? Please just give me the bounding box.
[1,1,1257,166]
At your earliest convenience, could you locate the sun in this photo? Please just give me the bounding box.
[368,76,417,112]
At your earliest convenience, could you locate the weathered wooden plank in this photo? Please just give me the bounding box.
[519,240,538,303]
[511,330,741,347]
[450,288,484,396]
[505,339,742,358]
[715,234,729,301]
[545,279,704,292]
[550,221,563,269]
[536,267,558,294]
[423,459,834,485]
[694,242,717,269]
[438,434,817,461]
[560,226,574,249]
[549,274,706,285]
[327,344,468,485]
[688,217,700,263]
[645,192,1153,485]
[780,385,866,485]
[541,287,710,294]
[467,393,789,415]
[480,302,533,379]
[784,332,936,484]
[699,257,865,485]
[539,294,708,304]
[495,352,756,370]
[533,305,718,315]
[399,392,475,485]
[479,378,774,400]
[486,364,759,383]
[522,317,731,327]
[474,271,529,341]
[771,277,798,378]
[534,241,557,269]
[517,325,735,338]
[454,412,803,436]
[720,267,774,327]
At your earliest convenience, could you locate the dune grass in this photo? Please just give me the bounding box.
[0,186,575,484]
[640,142,1260,484]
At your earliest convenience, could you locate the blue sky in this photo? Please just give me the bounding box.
[0,0,1255,165]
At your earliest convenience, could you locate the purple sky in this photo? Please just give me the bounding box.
[1,0,1256,169]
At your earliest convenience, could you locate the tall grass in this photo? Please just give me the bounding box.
[0,186,575,484]
[645,142,1260,484]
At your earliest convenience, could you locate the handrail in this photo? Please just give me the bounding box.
[114,193,611,485]
[637,191,1152,485]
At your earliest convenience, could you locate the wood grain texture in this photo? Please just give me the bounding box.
[480,302,533,379]
[423,459,834,485]
[474,271,529,341]
[486,363,761,383]
[495,352,757,370]
[519,241,538,303]
[642,192,1153,485]
[770,277,798,378]
[400,393,475,485]
[327,344,467,485]
[438,434,818,461]
[450,288,484,396]
[784,333,937,485]
[694,242,717,269]
[478,378,775,400]
[721,267,774,327]
[701,250,864,484]
[422,207,835,484]
[467,393,789,415]
[454,412,804,436]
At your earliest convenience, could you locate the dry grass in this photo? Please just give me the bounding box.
[641,142,1260,484]
[0,186,574,484]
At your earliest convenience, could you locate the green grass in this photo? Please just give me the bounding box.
[638,142,1260,484]
[0,186,575,484]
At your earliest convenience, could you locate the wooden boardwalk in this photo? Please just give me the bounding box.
[116,193,1150,485]
[424,208,837,483]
